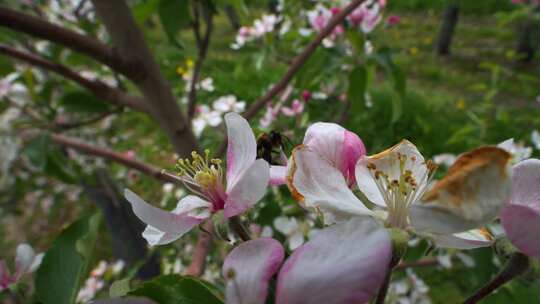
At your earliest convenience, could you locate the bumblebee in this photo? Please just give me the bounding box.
[256,131,289,165]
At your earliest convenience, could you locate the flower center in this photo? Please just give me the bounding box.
[176,150,227,210]
[367,153,437,229]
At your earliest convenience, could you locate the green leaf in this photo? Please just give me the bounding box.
[44,150,77,184]
[374,49,406,122]
[129,275,224,304]
[36,213,101,304]
[347,66,368,114]
[110,279,131,298]
[345,29,365,53]
[60,91,110,113]
[23,134,51,169]
[134,0,160,25]
[159,0,191,48]
[295,49,329,89]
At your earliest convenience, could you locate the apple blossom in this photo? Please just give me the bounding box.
[281,99,304,117]
[306,4,344,48]
[347,0,383,33]
[223,217,391,304]
[288,136,511,246]
[212,95,246,113]
[125,113,269,245]
[500,158,540,260]
[0,243,43,291]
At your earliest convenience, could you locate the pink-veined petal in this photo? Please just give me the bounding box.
[125,190,211,238]
[287,146,373,224]
[356,140,427,207]
[510,158,540,208]
[223,238,284,304]
[413,146,512,234]
[224,159,269,218]
[225,113,257,191]
[501,203,540,260]
[276,217,391,304]
[303,122,365,185]
[431,229,494,249]
[270,165,287,186]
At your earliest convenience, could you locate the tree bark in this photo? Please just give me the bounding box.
[83,169,160,279]
[90,0,200,158]
[436,4,460,56]
[516,18,539,62]
[0,44,148,113]
[224,5,241,30]
[0,6,131,75]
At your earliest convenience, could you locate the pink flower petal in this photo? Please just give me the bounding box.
[501,203,540,260]
[303,122,365,185]
[276,217,391,304]
[510,158,540,208]
[270,165,287,186]
[223,238,284,304]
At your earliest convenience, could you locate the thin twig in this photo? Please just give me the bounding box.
[50,133,177,183]
[54,108,122,130]
[395,258,438,270]
[187,5,213,119]
[463,253,529,304]
[0,44,149,112]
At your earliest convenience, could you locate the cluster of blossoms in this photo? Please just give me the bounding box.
[231,14,281,49]
[192,95,246,137]
[0,244,42,292]
[303,0,388,48]
[76,260,125,303]
[260,89,310,128]
[125,113,540,302]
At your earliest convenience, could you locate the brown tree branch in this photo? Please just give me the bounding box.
[187,6,213,119]
[90,0,200,158]
[0,6,133,76]
[242,0,366,120]
[0,44,149,113]
[55,108,122,130]
[51,133,177,183]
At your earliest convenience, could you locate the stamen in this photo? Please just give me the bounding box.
[367,152,436,229]
[174,150,225,203]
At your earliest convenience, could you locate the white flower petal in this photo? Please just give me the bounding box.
[225,113,257,191]
[224,159,269,218]
[356,140,427,207]
[125,190,210,236]
[431,229,494,249]
[287,147,373,223]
